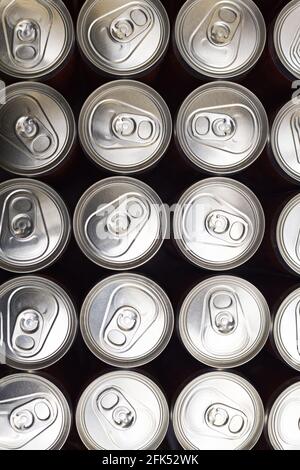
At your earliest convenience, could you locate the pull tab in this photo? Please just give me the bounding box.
[96,387,136,430]
[291,112,300,164]
[110,7,151,43]
[290,26,300,70]
[0,190,49,262]
[15,116,58,159]
[208,290,238,334]
[85,193,150,258]
[0,394,57,450]
[191,112,236,141]
[205,210,248,246]
[205,403,248,438]
[112,113,159,146]
[207,6,241,46]
[12,19,41,65]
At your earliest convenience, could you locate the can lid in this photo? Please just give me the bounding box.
[0,0,74,80]
[0,276,77,370]
[172,371,264,450]
[79,80,172,174]
[0,82,76,177]
[179,276,270,368]
[0,373,71,450]
[73,177,167,270]
[77,0,170,77]
[173,177,265,271]
[0,179,71,273]
[176,81,268,174]
[175,0,266,78]
[273,0,300,79]
[276,194,300,275]
[268,382,300,450]
[271,99,300,182]
[76,370,169,450]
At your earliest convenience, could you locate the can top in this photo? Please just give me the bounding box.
[0,82,76,177]
[271,99,300,182]
[175,0,266,78]
[75,370,169,450]
[273,0,300,79]
[79,80,172,174]
[80,273,174,367]
[0,0,74,80]
[268,382,300,450]
[0,276,77,371]
[172,371,264,450]
[176,81,268,174]
[73,177,167,270]
[276,193,300,275]
[0,373,71,450]
[173,177,265,271]
[0,179,70,273]
[179,276,270,368]
[77,0,170,77]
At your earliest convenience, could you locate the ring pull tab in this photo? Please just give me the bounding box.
[290,26,300,69]
[110,7,151,43]
[291,112,300,164]
[205,210,249,246]
[296,301,300,356]
[205,403,248,438]
[15,115,58,159]
[207,6,241,46]
[191,112,236,141]
[112,113,159,146]
[96,387,136,430]
[208,290,238,335]
[12,19,41,65]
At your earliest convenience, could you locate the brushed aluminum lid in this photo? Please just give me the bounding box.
[276,193,300,275]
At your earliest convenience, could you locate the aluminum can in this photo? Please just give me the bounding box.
[80,273,174,367]
[0,0,74,80]
[77,0,170,77]
[76,370,169,450]
[0,276,77,370]
[173,177,265,271]
[172,371,264,450]
[0,373,71,450]
[276,193,300,275]
[73,177,167,270]
[174,0,266,79]
[179,275,270,368]
[0,179,71,273]
[0,82,76,177]
[79,80,172,174]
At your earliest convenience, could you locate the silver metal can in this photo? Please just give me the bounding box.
[80,273,174,367]
[174,0,266,79]
[0,0,74,80]
[76,370,169,450]
[0,276,77,370]
[273,0,300,79]
[0,179,71,273]
[176,82,268,174]
[173,177,265,271]
[267,381,300,450]
[172,371,264,450]
[0,373,71,450]
[271,99,300,183]
[79,80,172,174]
[276,193,300,275]
[77,0,170,77]
[73,177,167,270]
[179,275,270,368]
[0,82,76,177]
[273,287,300,372]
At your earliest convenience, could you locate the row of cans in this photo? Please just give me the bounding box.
[1,272,300,373]
[2,79,300,182]
[0,369,299,450]
[1,0,300,81]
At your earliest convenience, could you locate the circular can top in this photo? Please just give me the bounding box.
[276,193,300,275]
[179,276,270,368]
[0,0,74,80]
[80,273,174,367]
[176,82,268,174]
[73,177,167,270]
[0,373,71,450]
[77,0,170,77]
[271,99,300,182]
[0,179,70,273]
[0,82,76,177]
[76,370,169,450]
[79,80,172,174]
[173,177,265,271]
[268,382,300,450]
[174,0,266,79]
[273,0,300,79]
[273,287,300,371]
[0,276,77,371]
[172,371,264,450]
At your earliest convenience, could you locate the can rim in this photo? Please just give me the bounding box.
[276,193,300,275]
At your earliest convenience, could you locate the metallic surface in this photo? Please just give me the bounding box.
[276,193,300,275]
[76,370,169,450]
[79,80,172,173]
